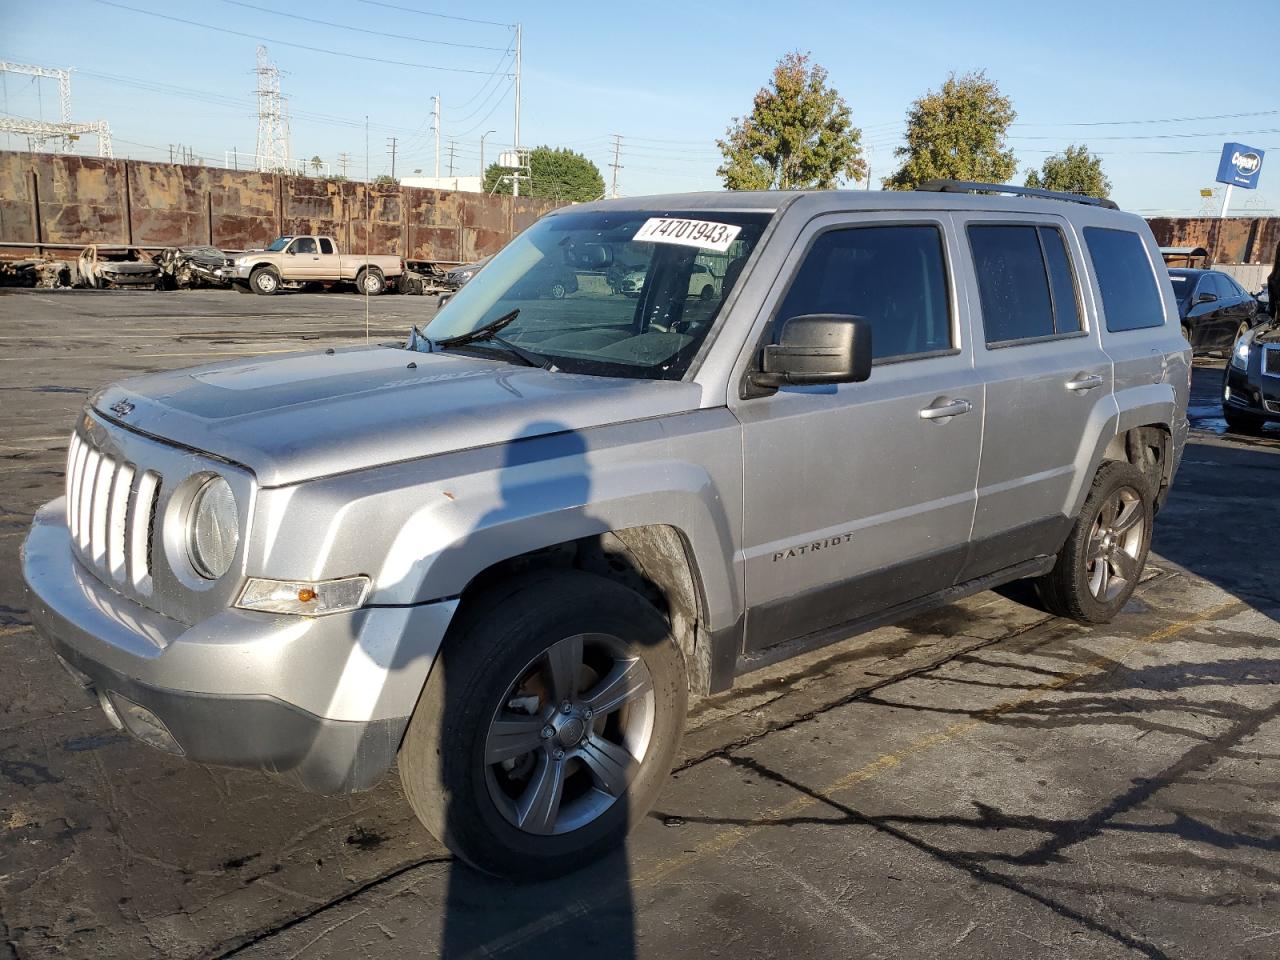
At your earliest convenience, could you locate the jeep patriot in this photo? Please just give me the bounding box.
[22,182,1190,878]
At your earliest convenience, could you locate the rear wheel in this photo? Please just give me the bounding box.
[356,268,385,296]
[1181,323,1193,347]
[399,571,686,879]
[1035,460,1153,624]
[699,284,715,301]
[548,280,567,300]
[250,266,280,295]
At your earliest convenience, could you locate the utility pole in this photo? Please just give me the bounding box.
[609,134,623,199]
[432,95,441,179]
[512,23,521,197]
[386,136,398,180]
[447,140,456,178]
[337,152,350,177]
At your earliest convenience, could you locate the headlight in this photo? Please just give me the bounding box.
[1231,334,1252,370]
[187,475,238,579]
[236,576,371,616]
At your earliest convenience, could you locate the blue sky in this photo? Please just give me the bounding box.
[1,0,1277,214]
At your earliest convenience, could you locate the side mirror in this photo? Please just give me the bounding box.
[749,314,872,391]
[1197,291,1217,304]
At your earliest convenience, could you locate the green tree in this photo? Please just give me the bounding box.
[1025,144,1111,199]
[372,174,398,186]
[884,71,1017,190]
[309,155,324,175]
[716,52,865,190]
[483,146,605,202]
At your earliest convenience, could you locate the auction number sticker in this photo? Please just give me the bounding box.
[633,217,742,253]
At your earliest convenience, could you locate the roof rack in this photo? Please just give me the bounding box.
[915,179,1119,210]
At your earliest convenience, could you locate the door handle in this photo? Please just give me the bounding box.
[1065,373,1104,392]
[312,256,321,261]
[919,398,973,420]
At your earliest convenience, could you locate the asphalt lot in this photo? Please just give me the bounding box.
[1,288,1277,960]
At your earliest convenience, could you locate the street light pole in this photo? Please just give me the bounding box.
[512,22,521,198]
[480,129,496,182]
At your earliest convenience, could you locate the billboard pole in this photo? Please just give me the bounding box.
[1219,184,1233,218]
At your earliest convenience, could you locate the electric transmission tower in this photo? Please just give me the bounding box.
[609,134,623,199]
[0,61,112,157]
[254,45,291,173]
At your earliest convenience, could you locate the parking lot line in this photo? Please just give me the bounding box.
[636,598,1238,888]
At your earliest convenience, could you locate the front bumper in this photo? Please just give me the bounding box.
[1224,355,1280,420]
[21,499,457,794]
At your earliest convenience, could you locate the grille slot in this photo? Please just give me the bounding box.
[65,431,162,595]
[1264,347,1280,377]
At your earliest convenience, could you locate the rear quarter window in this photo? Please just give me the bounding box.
[1083,227,1166,332]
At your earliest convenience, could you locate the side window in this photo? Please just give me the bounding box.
[775,224,952,361]
[1040,228,1082,334]
[968,224,1080,345]
[292,237,317,255]
[1083,227,1166,332]
[319,237,334,255]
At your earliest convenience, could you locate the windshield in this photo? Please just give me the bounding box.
[265,237,292,252]
[419,209,772,380]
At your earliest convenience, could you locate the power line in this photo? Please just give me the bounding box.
[213,0,508,50]
[88,0,508,74]
[356,0,515,28]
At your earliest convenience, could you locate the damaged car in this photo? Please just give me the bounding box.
[76,246,163,290]
[156,246,231,289]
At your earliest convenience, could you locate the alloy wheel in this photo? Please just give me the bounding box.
[484,632,655,836]
[1085,486,1145,602]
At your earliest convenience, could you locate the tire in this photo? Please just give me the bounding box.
[399,570,687,880]
[1034,460,1153,624]
[356,268,385,296]
[548,280,567,300]
[1181,323,1193,347]
[699,284,715,301]
[250,266,280,295]
[1223,405,1264,434]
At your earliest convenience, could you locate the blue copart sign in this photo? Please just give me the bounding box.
[1216,142,1264,189]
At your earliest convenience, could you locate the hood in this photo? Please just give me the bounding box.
[99,261,160,274]
[91,347,704,487]
[1253,318,1280,345]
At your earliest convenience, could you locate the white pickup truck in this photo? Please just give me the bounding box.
[228,235,405,295]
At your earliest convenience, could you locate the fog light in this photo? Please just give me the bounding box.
[107,693,184,755]
[97,689,124,730]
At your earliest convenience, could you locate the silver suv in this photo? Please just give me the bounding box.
[22,181,1189,879]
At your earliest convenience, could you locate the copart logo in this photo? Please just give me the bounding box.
[1232,151,1261,176]
[109,398,134,417]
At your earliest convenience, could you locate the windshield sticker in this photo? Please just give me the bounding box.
[633,218,742,253]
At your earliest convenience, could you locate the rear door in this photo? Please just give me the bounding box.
[315,237,343,280]
[733,212,984,652]
[956,215,1112,581]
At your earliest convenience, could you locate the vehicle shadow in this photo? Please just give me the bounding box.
[429,421,643,958]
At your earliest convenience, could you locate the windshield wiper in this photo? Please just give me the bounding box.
[433,308,555,370]
[435,308,521,348]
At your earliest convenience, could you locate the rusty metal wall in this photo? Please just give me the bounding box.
[0,151,561,261]
[1147,216,1279,265]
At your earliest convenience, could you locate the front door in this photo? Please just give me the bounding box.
[282,237,320,280]
[733,214,983,654]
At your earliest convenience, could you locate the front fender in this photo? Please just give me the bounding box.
[246,412,745,634]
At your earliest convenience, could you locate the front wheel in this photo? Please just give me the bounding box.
[1223,405,1265,434]
[250,266,280,295]
[548,280,567,300]
[1034,460,1153,623]
[399,571,687,879]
